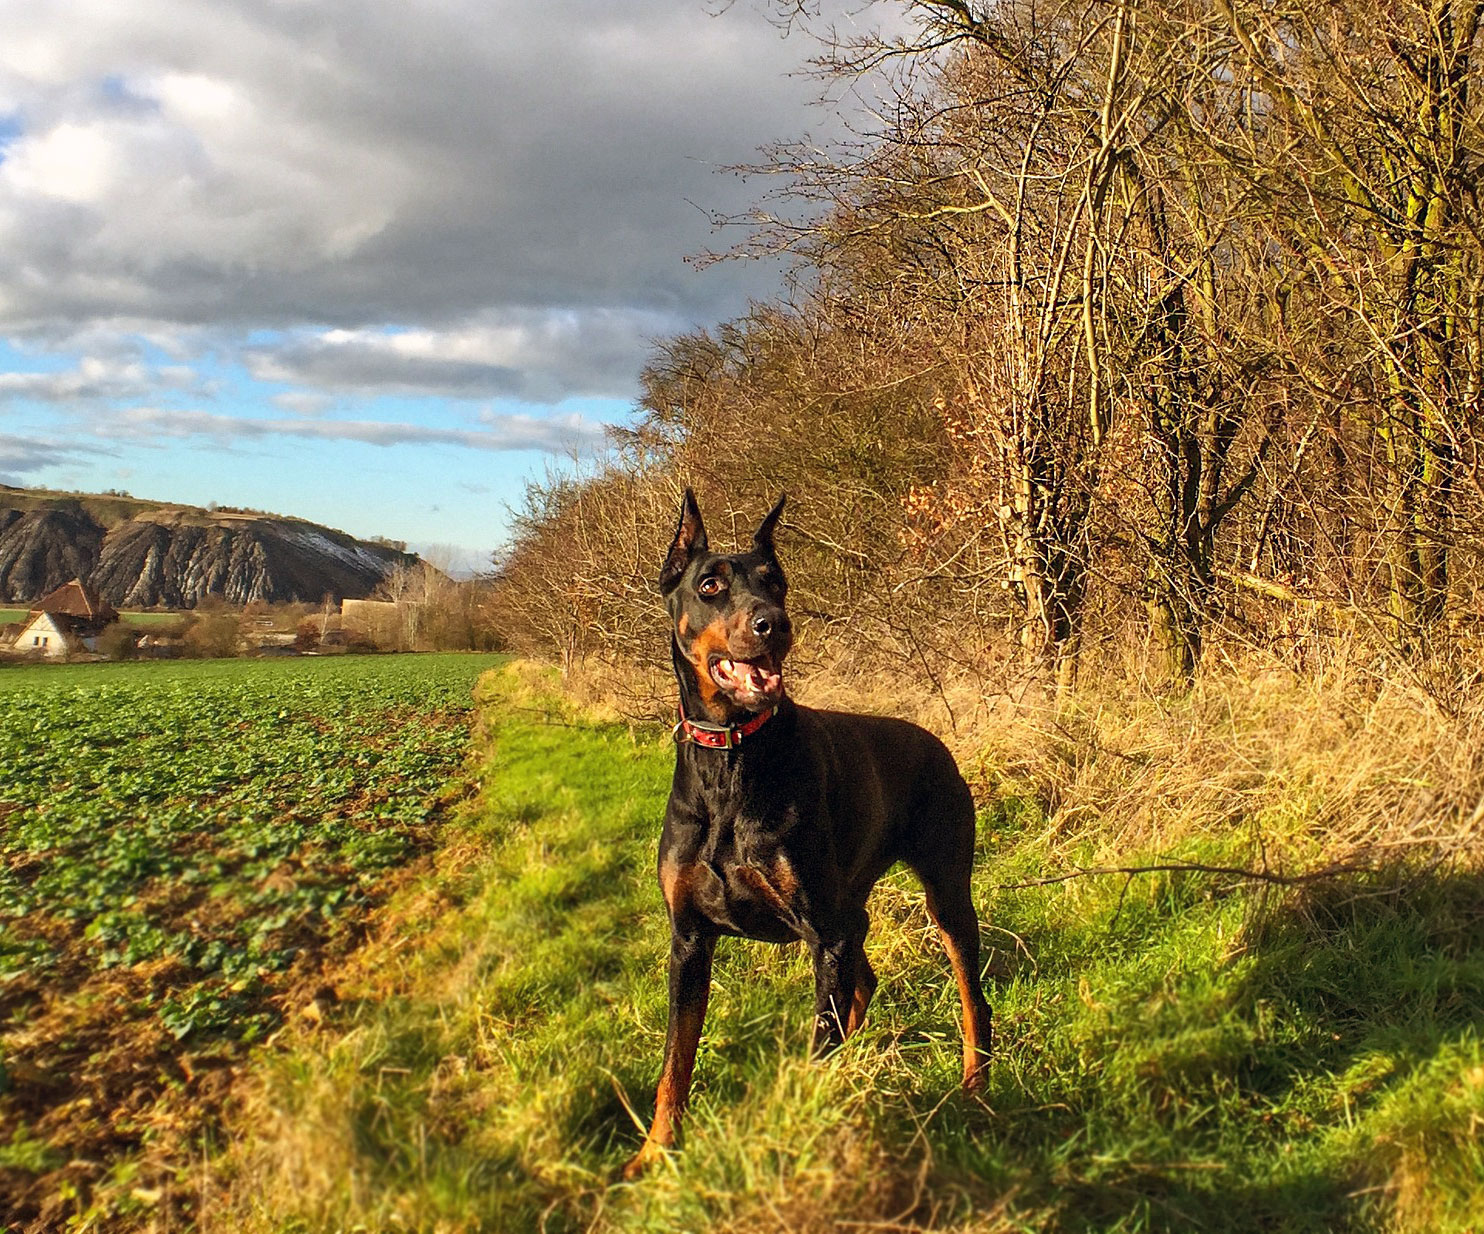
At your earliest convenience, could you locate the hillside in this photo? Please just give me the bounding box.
[0,485,419,608]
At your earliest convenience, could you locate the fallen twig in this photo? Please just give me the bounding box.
[992,858,1375,891]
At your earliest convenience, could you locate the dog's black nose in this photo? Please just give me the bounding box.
[752,613,773,637]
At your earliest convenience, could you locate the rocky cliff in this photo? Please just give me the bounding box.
[0,487,420,608]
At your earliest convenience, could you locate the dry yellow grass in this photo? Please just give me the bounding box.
[565,640,1483,874]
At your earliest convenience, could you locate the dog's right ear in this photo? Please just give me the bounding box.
[659,488,708,594]
[752,493,786,554]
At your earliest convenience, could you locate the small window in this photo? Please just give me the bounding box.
[33,636,40,646]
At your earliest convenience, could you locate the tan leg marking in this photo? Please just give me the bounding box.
[659,856,692,913]
[846,976,874,1036]
[623,992,708,1179]
[938,927,991,1088]
[733,858,803,922]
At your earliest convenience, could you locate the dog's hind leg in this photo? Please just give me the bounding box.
[907,800,993,1089]
[922,875,993,1089]
[846,932,877,1037]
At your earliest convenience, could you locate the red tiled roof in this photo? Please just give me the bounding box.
[30,578,118,623]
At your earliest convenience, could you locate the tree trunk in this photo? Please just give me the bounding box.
[1145,590,1198,687]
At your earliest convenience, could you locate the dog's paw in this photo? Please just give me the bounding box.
[961,1041,992,1092]
[620,1142,662,1181]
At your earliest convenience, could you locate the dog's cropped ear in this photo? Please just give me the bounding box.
[659,488,708,594]
[752,493,786,555]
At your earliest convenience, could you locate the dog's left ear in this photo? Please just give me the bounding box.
[752,493,786,554]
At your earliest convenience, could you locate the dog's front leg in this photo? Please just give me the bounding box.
[808,930,857,1056]
[624,929,716,1178]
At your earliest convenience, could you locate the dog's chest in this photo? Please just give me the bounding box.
[661,826,804,943]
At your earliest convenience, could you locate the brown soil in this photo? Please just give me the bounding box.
[0,733,474,1232]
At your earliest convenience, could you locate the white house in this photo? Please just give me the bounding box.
[14,611,82,658]
[8,577,121,659]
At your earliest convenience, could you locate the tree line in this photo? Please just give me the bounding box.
[492,0,1484,701]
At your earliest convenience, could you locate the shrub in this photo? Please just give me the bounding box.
[94,623,139,661]
[183,612,241,659]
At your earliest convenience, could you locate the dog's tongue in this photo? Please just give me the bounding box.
[713,656,783,703]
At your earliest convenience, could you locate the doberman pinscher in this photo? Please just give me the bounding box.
[623,489,992,1177]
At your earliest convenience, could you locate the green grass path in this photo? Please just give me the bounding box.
[231,664,1484,1233]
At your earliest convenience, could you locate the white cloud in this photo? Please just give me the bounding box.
[3,122,116,203]
[247,307,680,402]
[150,71,237,122]
[270,390,334,416]
[0,355,198,402]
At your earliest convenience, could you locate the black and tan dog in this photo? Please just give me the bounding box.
[624,489,992,1177]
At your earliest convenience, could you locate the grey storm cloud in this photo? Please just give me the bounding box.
[0,432,113,482]
[0,1,843,372]
[251,346,529,402]
[104,406,609,453]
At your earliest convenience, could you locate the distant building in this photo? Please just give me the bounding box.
[30,578,118,626]
[341,598,405,646]
[14,611,83,658]
[14,577,120,657]
[137,633,184,659]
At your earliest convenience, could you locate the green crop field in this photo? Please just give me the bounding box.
[118,611,187,627]
[0,653,502,1228]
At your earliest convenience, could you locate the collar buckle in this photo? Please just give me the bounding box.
[675,705,774,749]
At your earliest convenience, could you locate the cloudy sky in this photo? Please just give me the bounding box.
[0,0,889,569]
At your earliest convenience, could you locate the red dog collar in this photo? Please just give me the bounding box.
[674,706,775,749]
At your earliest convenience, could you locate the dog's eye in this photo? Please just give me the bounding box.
[698,576,725,597]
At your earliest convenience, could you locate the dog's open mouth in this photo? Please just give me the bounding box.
[709,653,785,707]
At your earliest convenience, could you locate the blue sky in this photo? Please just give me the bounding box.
[0,1,883,572]
[0,331,632,572]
